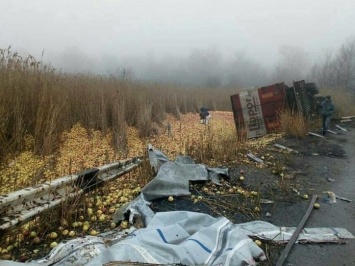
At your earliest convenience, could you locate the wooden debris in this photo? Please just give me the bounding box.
[274,143,299,154]
[260,199,274,204]
[327,129,338,135]
[247,153,264,164]
[341,116,355,120]
[335,125,348,132]
[307,132,325,138]
[341,119,352,123]
[335,195,352,202]
[276,195,317,266]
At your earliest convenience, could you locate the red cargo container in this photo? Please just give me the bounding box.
[230,83,287,138]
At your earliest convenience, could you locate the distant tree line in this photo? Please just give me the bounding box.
[46,36,355,92]
[310,37,355,91]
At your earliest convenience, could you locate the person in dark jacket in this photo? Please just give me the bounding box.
[199,107,211,124]
[320,95,335,135]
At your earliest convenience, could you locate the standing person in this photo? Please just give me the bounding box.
[320,95,335,136]
[199,107,212,124]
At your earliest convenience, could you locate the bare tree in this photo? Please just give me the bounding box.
[312,49,335,87]
[275,45,309,83]
[337,38,355,88]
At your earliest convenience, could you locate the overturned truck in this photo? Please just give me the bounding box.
[230,80,319,138]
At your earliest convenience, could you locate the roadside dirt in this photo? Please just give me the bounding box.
[151,121,355,265]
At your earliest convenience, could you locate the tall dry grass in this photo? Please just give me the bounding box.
[0,48,237,164]
[279,109,309,138]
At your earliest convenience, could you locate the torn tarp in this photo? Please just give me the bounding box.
[143,145,229,201]
[3,212,353,266]
[113,145,229,224]
[1,212,266,266]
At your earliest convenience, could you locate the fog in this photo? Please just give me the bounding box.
[1,0,355,87]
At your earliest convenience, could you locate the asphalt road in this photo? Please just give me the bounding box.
[287,127,355,266]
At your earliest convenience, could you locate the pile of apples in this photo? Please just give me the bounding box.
[0,178,141,261]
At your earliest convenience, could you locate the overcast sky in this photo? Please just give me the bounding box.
[1,0,355,69]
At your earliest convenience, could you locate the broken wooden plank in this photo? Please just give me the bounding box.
[274,143,299,154]
[307,132,325,138]
[276,195,317,266]
[335,195,352,202]
[341,116,355,120]
[327,129,338,135]
[247,153,264,164]
[335,125,348,132]
[260,199,274,204]
[340,119,353,123]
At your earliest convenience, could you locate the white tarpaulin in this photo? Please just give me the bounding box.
[2,212,353,266]
[0,211,266,266]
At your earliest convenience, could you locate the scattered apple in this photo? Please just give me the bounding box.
[303,194,309,200]
[254,207,260,212]
[98,215,106,222]
[90,230,98,236]
[239,176,245,181]
[29,231,37,238]
[87,208,93,215]
[82,225,89,232]
[68,231,75,237]
[313,203,320,209]
[50,242,58,249]
[110,222,116,229]
[255,240,262,246]
[120,220,128,229]
[168,196,174,202]
[49,232,58,239]
[33,237,41,244]
[62,229,69,236]
[60,219,68,227]
[1,248,8,254]
[72,222,79,228]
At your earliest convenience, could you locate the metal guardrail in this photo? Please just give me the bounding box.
[0,157,143,230]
